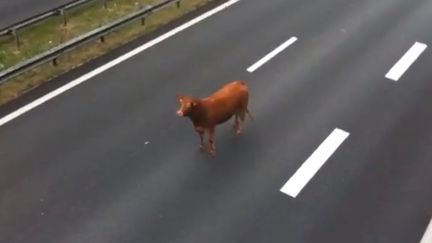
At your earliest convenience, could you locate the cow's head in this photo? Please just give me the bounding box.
[177,95,198,117]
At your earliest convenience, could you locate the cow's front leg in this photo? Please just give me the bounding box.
[208,127,216,157]
[195,126,205,151]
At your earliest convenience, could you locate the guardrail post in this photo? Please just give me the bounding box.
[11,29,21,48]
[58,9,68,27]
[176,0,181,8]
[52,58,58,66]
[104,0,109,9]
[100,36,105,43]
[140,5,151,26]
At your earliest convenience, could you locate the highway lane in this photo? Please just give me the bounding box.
[0,0,73,29]
[1,0,432,242]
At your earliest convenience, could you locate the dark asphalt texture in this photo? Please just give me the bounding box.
[1,0,432,242]
[0,0,73,29]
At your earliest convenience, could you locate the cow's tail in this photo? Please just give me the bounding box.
[246,108,254,121]
[238,108,253,122]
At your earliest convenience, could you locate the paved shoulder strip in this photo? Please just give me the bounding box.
[385,42,427,81]
[280,128,349,198]
[0,0,241,127]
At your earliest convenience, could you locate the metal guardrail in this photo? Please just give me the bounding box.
[0,0,98,40]
[0,0,181,85]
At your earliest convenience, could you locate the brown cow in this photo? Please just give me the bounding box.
[177,80,253,157]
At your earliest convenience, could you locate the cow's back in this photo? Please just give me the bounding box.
[203,81,249,125]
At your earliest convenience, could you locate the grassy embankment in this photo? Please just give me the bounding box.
[0,0,210,105]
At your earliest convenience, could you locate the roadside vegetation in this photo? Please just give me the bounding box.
[0,0,210,105]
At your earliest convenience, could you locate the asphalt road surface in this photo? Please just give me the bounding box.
[0,0,72,29]
[1,0,432,242]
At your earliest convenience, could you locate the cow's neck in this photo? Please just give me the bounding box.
[187,100,208,125]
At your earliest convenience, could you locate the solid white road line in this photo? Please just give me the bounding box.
[385,42,427,81]
[246,36,297,72]
[0,0,241,127]
[420,218,432,243]
[280,128,349,198]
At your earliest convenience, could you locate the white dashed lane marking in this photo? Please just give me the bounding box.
[247,36,297,73]
[420,218,432,243]
[280,128,349,198]
[385,42,427,81]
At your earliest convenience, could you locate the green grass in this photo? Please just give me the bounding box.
[0,0,211,105]
[0,0,162,70]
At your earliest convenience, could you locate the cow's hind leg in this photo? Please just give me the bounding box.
[235,109,245,135]
[233,113,240,134]
[240,92,253,121]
